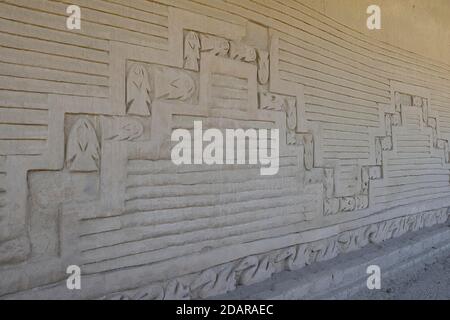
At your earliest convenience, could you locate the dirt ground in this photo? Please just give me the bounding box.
[352,254,450,300]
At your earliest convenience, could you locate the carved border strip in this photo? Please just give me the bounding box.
[103,207,449,300]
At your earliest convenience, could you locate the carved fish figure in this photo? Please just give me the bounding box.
[106,119,144,142]
[200,35,230,57]
[155,68,196,101]
[229,42,256,62]
[184,32,200,71]
[66,118,100,172]
[126,64,152,116]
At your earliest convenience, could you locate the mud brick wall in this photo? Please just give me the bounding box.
[0,0,449,299]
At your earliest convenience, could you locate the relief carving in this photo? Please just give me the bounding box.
[235,256,275,286]
[4,4,450,303]
[381,136,393,151]
[392,112,402,126]
[395,92,412,110]
[324,165,375,215]
[428,117,437,129]
[361,167,370,195]
[190,266,236,299]
[355,195,369,210]
[155,68,196,102]
[412,96,423,108]
[257,50,270,84]
[200,34,230,57]
[164,280,190,300]
[324,168,335,198]
[375,137,383,165]
[339,197,356,212]
[303,134,314,170]
[437,139,450,163]
[422,98,429,123]
[428,117,438,147]
[229,41,256,62]
[259,93,298,145]
[436,139,447,150]
[102,208,448,300]
[66,118,100,172]
[305,241,338,264]
[286,99,298,145]
[324,198,340,216]
[259,92,285,111]
[285,99,297,131]
[337,232,358,253]
[276,246,307,271]
[184,32,201,71]
[316,89,427,217]
[385,114,393,136]
[393,92,446,159]
[126,64,152,116]
[104,117,144,142]
[105,119,144,141]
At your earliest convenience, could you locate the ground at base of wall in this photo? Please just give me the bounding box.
[215,223,450,300]
[351,253,450,300]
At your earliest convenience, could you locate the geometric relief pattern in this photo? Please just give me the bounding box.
[87,29,450,300]
[127,63,197,115]
[76,27,313,280]
[1,2,450,301]
[372,91,450,208]
[323,89,450,215]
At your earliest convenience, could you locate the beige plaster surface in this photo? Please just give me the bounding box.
[0,0,449,300]
[303,0,450,64]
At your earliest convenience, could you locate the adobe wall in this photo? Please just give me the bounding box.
[0,0,449,299]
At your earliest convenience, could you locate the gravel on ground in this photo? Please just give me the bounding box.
[352,254,450,300]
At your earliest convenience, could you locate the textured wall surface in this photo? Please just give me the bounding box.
[303,0,450,64]
[0,0,449,299]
